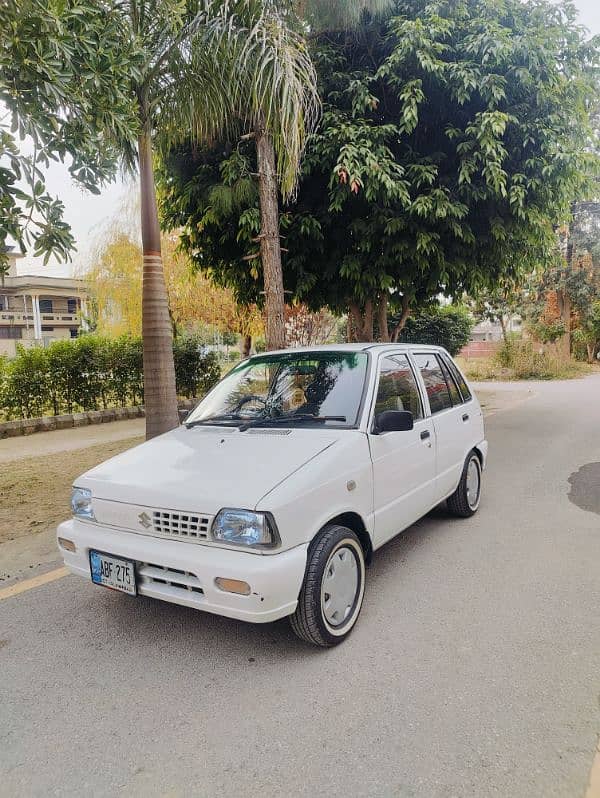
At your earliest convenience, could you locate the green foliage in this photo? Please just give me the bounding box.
[160,0,600,339]
[493,338,583,379]
[0,336,221,420]
[173,336,221,398]
[399,306,473,355]
[1,345,50,419]
[572,300,600,361]
[0,0,139,263]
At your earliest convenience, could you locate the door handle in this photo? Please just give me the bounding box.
[462,413,469,422]
[420,430,430,440]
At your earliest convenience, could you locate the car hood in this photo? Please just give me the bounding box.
[78,424,341,515]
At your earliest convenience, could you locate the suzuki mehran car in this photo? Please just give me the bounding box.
[58,344,487,647]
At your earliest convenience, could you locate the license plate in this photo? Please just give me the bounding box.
[89,550,136,596]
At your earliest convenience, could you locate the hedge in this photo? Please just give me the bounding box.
[399,306,473,356]
[0,334,221,421]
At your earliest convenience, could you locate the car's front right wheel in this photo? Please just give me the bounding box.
[290,524,366,647]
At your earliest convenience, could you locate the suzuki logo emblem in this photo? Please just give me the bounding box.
[138,511,152,529]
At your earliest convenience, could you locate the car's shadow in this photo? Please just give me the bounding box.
[80,502,458,659]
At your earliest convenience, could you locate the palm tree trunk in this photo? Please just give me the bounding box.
[255,126,286,351]
[138,129,179,440]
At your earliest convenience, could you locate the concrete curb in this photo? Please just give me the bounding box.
[0,399,197,439]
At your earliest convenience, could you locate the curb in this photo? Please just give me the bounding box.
[0,399,197,439]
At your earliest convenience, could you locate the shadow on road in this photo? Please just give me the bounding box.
[73,502,463,660]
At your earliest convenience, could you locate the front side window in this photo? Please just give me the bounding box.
[413,353,453,414]
[374,355,423,420]
[186,352,369,429]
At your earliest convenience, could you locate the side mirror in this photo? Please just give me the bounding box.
[178,408,190,424]
[374,410,414,434]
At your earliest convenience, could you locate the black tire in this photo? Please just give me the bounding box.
[290,525,366,647]
[447,451,482,518]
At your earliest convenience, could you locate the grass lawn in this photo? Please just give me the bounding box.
[0,435,143,546]
[456,355,597,381]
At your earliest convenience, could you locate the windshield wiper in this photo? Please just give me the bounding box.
[238,414,346,432]
[185,414,243,429]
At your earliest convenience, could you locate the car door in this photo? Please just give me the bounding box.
[368,353,436,547]
[412,352,466,499]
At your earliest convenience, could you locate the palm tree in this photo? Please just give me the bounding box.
[171,1,319,352]
[111,0,319,436]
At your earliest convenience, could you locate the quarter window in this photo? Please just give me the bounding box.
[438,356,462,405]
[374,355,423,420]
[443,355,472,402]
[413,353,453,414]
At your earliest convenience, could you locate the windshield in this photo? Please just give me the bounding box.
[186,351,369,429]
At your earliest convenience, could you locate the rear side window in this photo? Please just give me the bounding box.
[438,356,462,405]
[413,353,453,414]
[443,355,472,402]
[374,355,423,420]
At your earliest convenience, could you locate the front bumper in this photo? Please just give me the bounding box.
[57,519,308,623]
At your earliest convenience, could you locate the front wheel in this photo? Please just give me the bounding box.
[447,451,482,517]
[290,525,366,647]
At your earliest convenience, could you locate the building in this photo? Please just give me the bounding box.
[469,316,522,342]
[0,249,88,357]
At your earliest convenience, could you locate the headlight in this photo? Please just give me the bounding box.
[211,509,280,549]
[71,487,95,520]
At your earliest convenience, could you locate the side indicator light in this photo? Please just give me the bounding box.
[214,577,251,596]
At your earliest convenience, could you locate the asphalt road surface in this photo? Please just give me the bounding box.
[2,376,599,798]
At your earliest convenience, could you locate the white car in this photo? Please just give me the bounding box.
[58,344,487,647]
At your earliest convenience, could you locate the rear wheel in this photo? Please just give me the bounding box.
[447,451,482,517]
[290,525,366,647]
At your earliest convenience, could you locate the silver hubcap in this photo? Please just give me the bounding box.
[466,457,481,509]
[321,546,360,627]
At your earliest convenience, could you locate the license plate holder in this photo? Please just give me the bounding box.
[89,550,137,596]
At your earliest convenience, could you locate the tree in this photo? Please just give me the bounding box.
[573,301,600,362]
[471,280,527,343]
[399,306,473,355]
[87,228,263,342]
[161,0,600,342]
[1,0,138,265]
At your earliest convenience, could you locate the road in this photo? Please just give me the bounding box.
[1,376,599,798]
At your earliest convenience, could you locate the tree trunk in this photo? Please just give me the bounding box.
[390,295,411,342]
[377,294,390,342]
[255,126,286,351]
[348,301,373,342]
[242,334,252,359]
[138,129,179,440]
[499,315,507,343]
[556,289,571,359]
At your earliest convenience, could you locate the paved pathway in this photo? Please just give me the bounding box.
[0,418,145,463]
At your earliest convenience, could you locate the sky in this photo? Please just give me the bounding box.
[11,0,600,278]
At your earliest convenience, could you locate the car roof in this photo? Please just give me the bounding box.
[257,343,447,356]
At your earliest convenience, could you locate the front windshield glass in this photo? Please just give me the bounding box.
[186,352,369,428]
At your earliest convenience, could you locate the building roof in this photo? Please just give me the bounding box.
[2,274,86,293]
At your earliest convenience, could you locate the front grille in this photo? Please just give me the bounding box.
[152,510,210,540]
[137,562,204,594]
